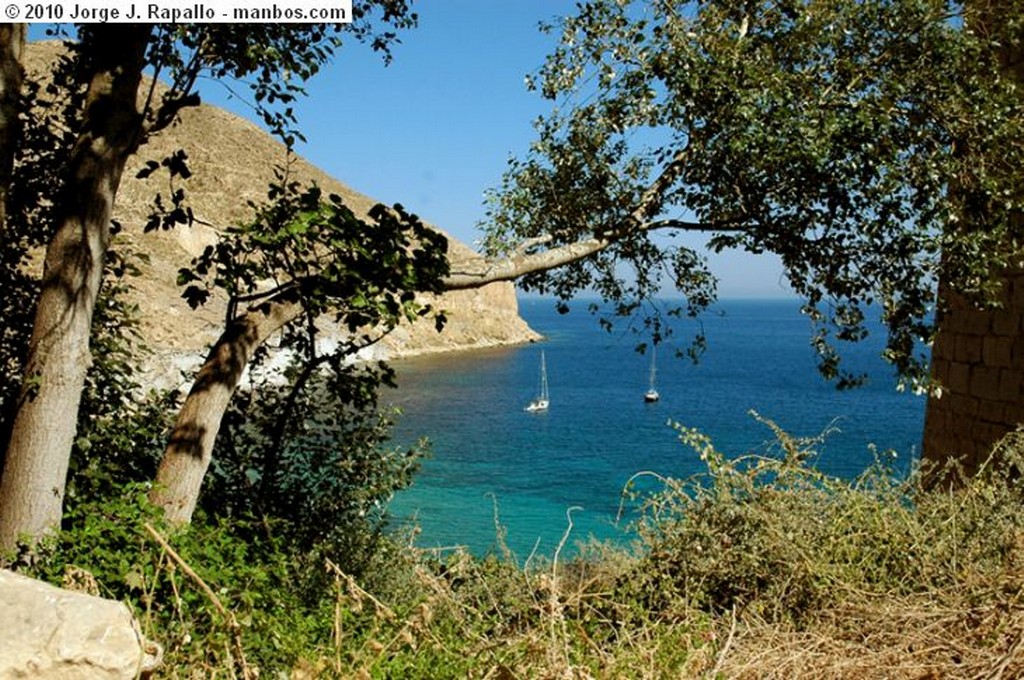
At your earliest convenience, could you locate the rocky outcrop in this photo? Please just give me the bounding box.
[23,42,539,387]
[0,569,161,678]
[384,284,539,358]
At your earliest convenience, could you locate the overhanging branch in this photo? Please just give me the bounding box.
[444,148,713,290]
[444,217,748,290]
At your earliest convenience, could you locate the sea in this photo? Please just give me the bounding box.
[383,297,926,561]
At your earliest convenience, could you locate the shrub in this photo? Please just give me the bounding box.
[23,412,1024,678]
[617,415,920,621]
[611,415,1024,676]
[27,485,340,676]
[207,363,426,578]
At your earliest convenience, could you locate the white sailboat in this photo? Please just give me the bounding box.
[525,350,550,412]
[644,345,660,403]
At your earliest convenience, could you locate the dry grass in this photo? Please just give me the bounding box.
[38,422,1024,678]
[275,545,1024,678]
[711,593,1024,679]
[349,423,1024,679]
[255,426,1024,679]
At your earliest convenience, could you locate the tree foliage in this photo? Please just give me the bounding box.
[483,0,1024,387]
[0,9,421,546]
[176,174,449,338]
[148,170,450,525]
[211,368,424,576]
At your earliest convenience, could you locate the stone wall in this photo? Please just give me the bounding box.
[923,274,1024,475]
[922,2,1024,476]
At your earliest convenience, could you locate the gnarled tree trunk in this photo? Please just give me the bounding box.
[0,26,152,550]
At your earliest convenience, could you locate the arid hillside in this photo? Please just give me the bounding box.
[24,42,539,387]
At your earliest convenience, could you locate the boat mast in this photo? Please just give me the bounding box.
[648,345,657,391]
[645,344,660,402]
[540,350,549,401]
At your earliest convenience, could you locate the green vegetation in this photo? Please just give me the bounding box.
[482,0,1023,390]
[0,3,1022,677]
[1,2,1022,554]
[22,419,1024,678]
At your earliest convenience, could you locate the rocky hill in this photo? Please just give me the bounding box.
[25,42,539,387]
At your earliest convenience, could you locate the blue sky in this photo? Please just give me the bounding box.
[35,8,793,298]
[201,3,792,299]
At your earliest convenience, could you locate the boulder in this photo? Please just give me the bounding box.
[0,569,161,679]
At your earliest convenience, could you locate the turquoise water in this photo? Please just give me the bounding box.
[384,298,926,560]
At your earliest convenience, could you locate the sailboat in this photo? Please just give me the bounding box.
[644,345,660,403]
[525,350,550,412]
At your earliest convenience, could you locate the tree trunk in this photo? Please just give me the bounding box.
[0,23,25,233]
[0,24,25,468]
[150,294,303,525]
[0,26,152,550]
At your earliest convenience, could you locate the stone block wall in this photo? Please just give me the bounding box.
[921,1,1024,476]
[923,273,1024,475]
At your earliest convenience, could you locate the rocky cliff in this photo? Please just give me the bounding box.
[25,42,539,386]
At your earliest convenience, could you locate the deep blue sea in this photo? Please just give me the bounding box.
[384,298,926,560]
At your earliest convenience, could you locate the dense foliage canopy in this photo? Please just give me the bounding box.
[0,9,423,546]
[483,0,1024,387]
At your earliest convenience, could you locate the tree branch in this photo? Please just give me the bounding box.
[445,148,705,289]
[512,234,554,256]
[645,218,748,232]
[149,92,202,134]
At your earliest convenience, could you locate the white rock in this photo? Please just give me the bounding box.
[0,569,161,679]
